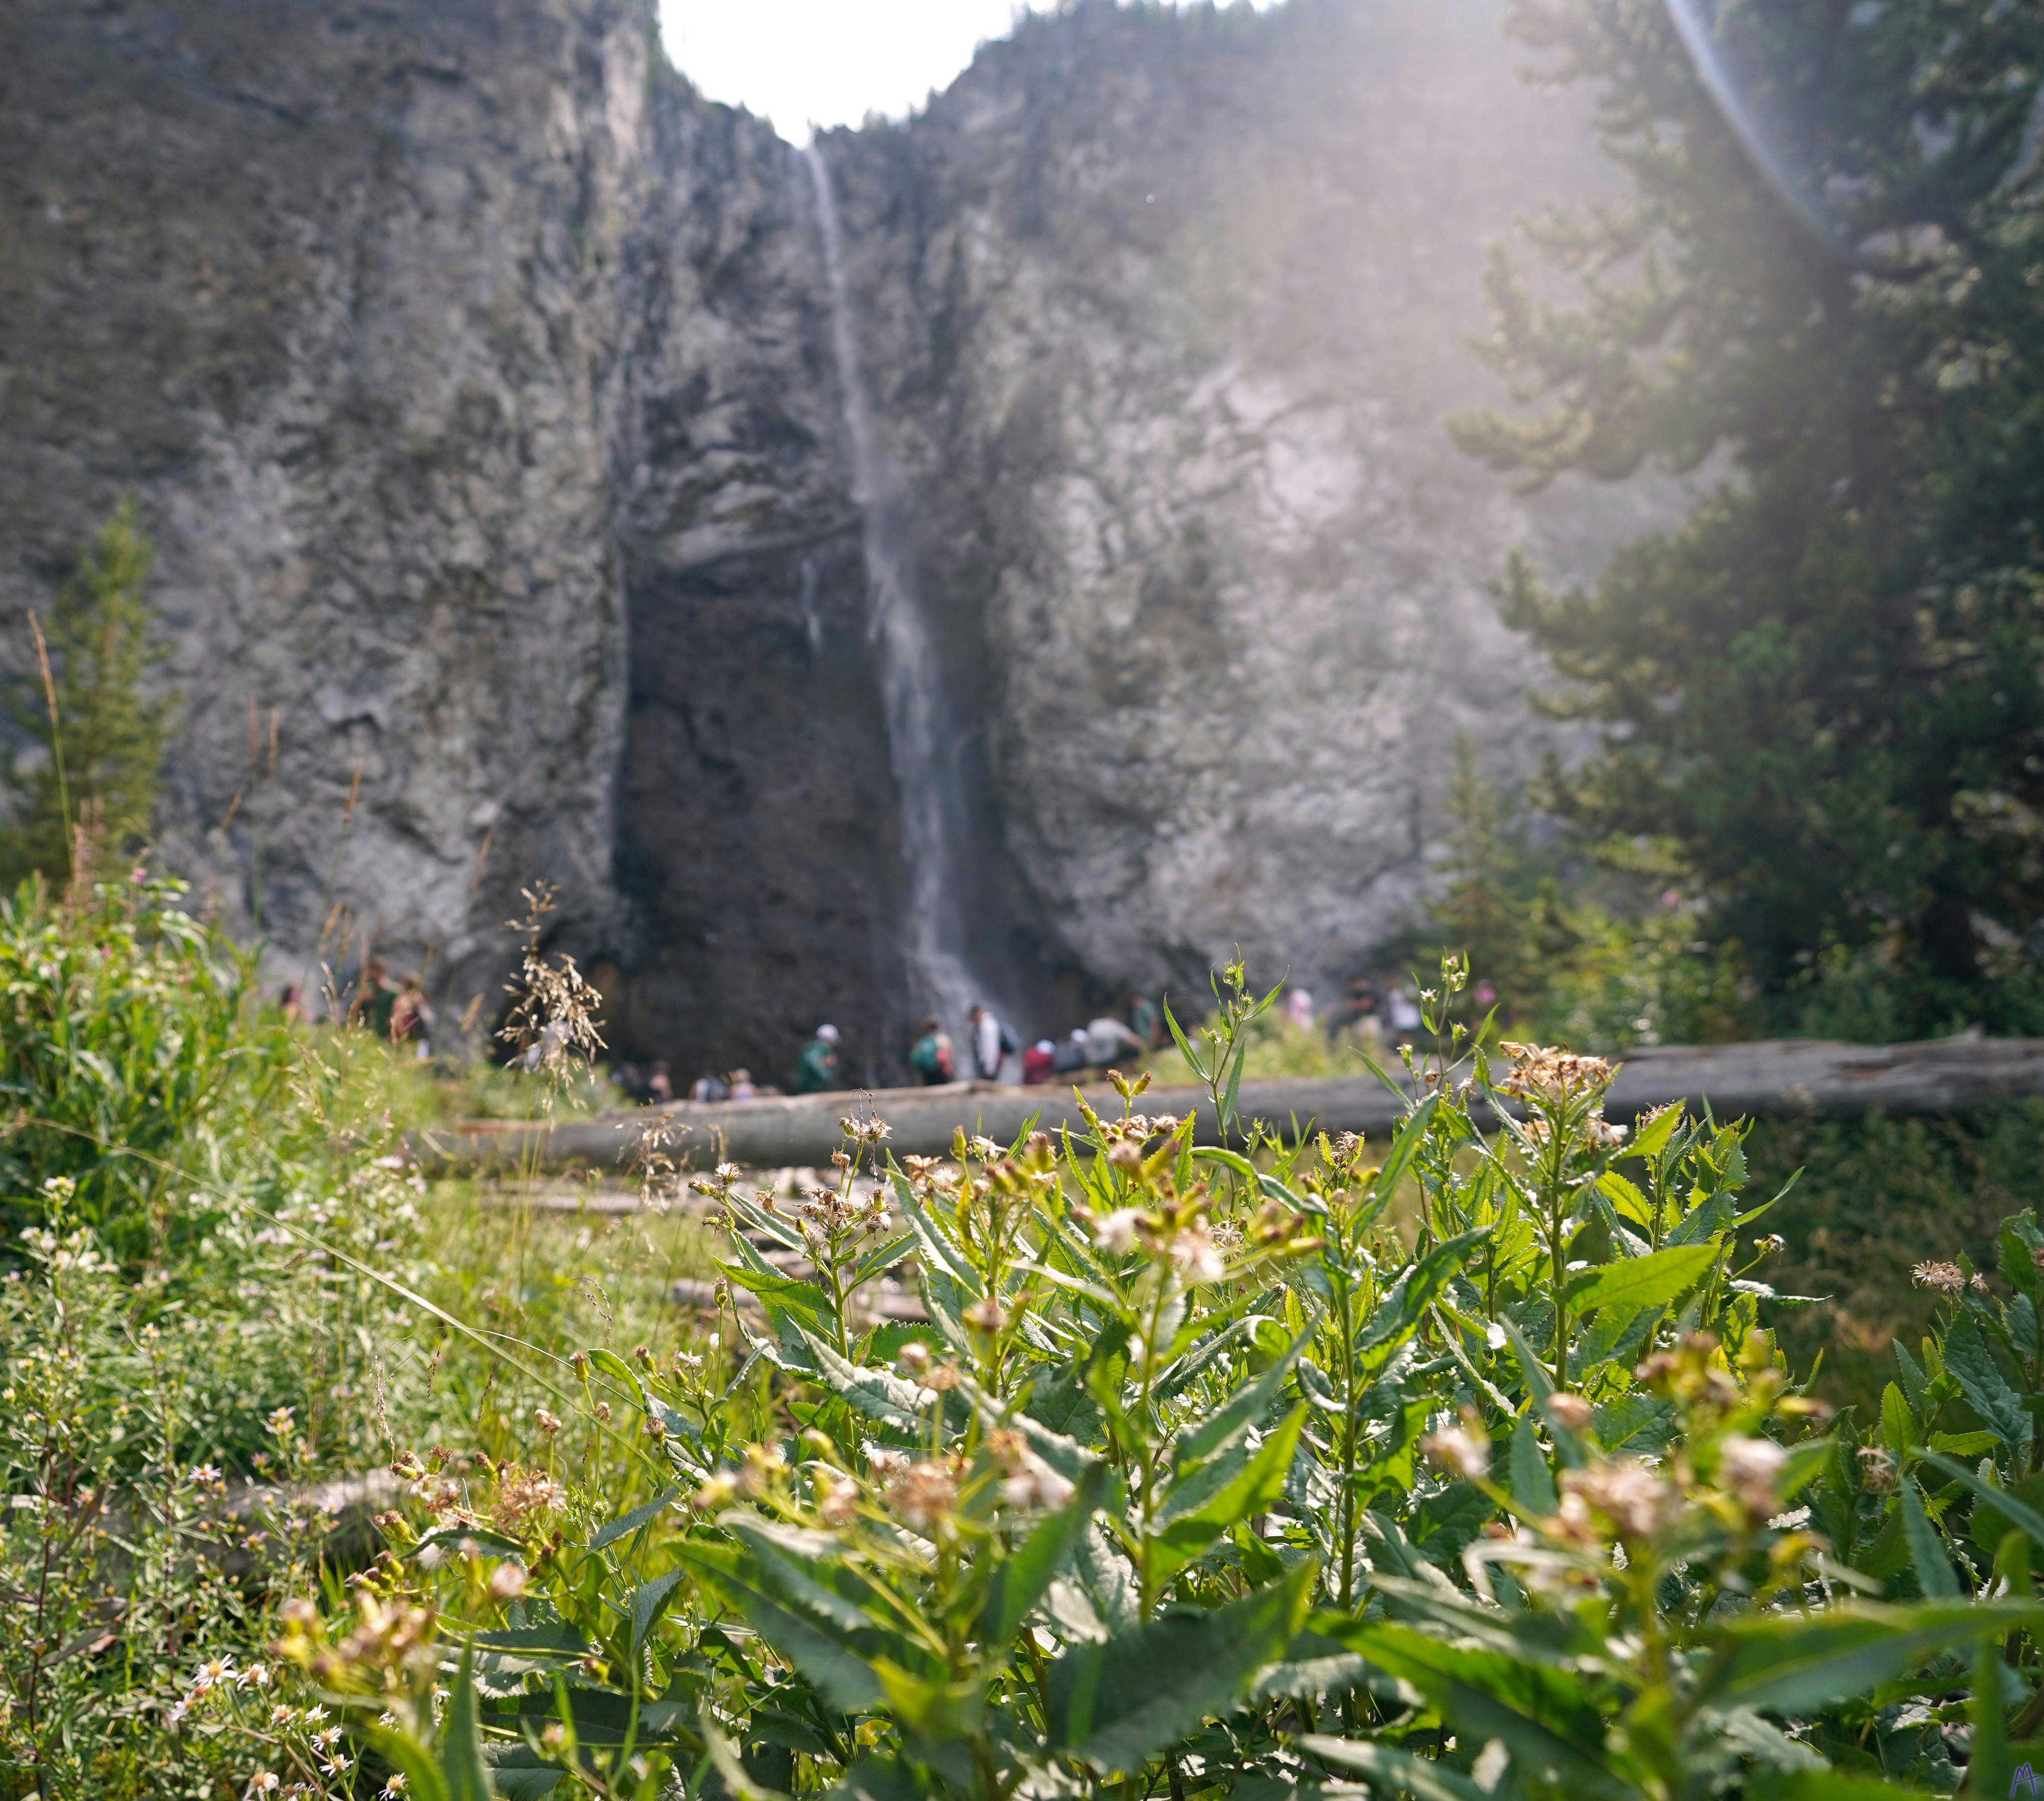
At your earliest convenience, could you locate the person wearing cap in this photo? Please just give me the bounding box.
[794,1023,844,1094]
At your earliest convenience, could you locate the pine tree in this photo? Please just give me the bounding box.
[1453,0,2044,1029]
[2,499,172,886]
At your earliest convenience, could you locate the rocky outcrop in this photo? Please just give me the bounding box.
[0,0,1671,1079]
[819,0,1675,1005]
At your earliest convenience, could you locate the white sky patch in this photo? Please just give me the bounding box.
[657,0,1276,138]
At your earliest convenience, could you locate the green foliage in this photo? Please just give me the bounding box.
[266,995,2044,1801]
[0,872,268,1263]
[1454,0,2044,1031]
[1,498,172,885]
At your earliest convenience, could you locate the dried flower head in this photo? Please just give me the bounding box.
[1717,1434,1788,1515]
[888,1458,962,1530]
[1910,1261,1966,1296]
[1558,1458,1678,1542]
[1545,1392,1593,1433]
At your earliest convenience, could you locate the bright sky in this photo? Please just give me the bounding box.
[657,0,1274,138]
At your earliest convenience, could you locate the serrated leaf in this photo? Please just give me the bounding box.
[1943,1311,2032,1448]
[630,1566,687,1658]
[1151,1405,1306,1583]
[1564,1240,1716,1316]
[589,1487,680,1552]
[1879,1384,1914,1460]
[1047,1562,1313,1772]
[1511,1410,1556,1517]
[1706,1599,2044,1713]
[1300,1737,1491,1801]
[978,1463,1107,1647]
[1176,1324,1311,1466]
[1900,1479,1958,1599]
[1618,1102,1683,1164]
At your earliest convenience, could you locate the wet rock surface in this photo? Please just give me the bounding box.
[0,0,1670,1077]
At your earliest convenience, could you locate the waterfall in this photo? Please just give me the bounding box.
[802,142,989,1043]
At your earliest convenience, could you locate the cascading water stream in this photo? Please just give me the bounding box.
[802,142,990,1040]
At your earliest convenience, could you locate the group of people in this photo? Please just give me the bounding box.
[279,959,437,1054]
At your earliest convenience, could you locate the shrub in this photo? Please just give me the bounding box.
[261,970,2044,1801]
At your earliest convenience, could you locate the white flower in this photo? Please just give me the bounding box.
[1001,1465,1076,1511]
[1092,1209,1144,1255]
[1718,1434,1788,1513]
[1166,1226,1225,1285]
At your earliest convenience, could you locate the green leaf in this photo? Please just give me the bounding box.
[1563,1240,1716,1316]
[845,1229,917,1293]
[675,1541,892,1713]
[630,1566,687,1659]
[1974,1632,2015,1801]
[1748,1774,1944,1801]
[1705,1600,2044,1713]
[1595,1170,1654,1230]
[701,1710,793,1801]
[439,1646,493,1801]
[1943,1311,2033,1448]
[1161,995,1208,1085]
[1900,1479,1958,1599]
[719,1262,835,1336]
[1320,1618,1622,1794]
[800,1332,940,1439]
[1152,1405,1307,1582]
[1364,1096,1440,1227]
[1176,1324,1311,1466]
[1618,1102,1683,1164]
[1894,1339,1929,1413]
[589,1487,680,1552]
[1878,1383,1914,1460]
[1300,1737,1490,1801]
[1048,1563,1313,1772]
[1922,1451,2044,1546]
[978,1463,1107,1647]
[1511,1410,1556,1517]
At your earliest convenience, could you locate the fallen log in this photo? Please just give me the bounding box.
[411,1031,2044,1175]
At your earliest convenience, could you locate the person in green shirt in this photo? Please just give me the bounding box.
[793,1023,843,1094]
[354,957,398,1041]
[907,1017,955,1086]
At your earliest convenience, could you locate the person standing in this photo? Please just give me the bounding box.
[967,1005,1016,1082]
[1126,992,1162,1049]
[794,1023,844,1094]
[908,1016,955,1086]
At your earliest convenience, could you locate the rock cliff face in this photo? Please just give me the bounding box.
[0,0,1665,1079]
[819,0,1671,1006]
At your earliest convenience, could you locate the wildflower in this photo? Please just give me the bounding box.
[1761,1233,1787,1255]
[1092,1208,1144,1255]
[383,1780,408,1797]
[738,1442,789,1497]
[594,1401,612,1423]
[864,1445,910,1476]
[1910,1261,1966,1296]
[693,1473,739,1511]
[245,1774,281,1797]
[191,1657,238,1694]
[1422,1411,1489,1482]
[964,1295,1008,1333]
[1586,1115,1628,1148]
[266,1406,296,1440]
[1166,1226,1225,1285]
[311,1727,343,1751]
[817,1479,858,1528]
[487,1563,528,1603]
[1970,1272,1990,1293]
[888,1459,961,1530]
[927,1360,964,1392]
[1545,1392,1593,1432]
[491,1467,567,1532]
[1558,1459,1677,1541]
[1718,1435,1788,1514]
[534,1408,561,1436]
[1001,1464,1075,1510]
[898,1342,933,1377]
[1855,1445,1899,1493]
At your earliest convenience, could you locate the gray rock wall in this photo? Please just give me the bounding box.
[822,0,1674,1004]
[0,0,1670,1076]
